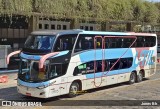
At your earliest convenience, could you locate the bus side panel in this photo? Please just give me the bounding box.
[131,46,156,79]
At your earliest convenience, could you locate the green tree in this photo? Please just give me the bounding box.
[155,2,160,23]
[143,1,159,24]
[130,0,146,21]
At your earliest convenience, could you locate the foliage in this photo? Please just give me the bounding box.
[0,0,32,16]
[155,2,160,23]
[0,0,159,24]
[143,1,159,24]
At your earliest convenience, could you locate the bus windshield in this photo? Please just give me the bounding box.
[24,35,55,51]
[18,59,65,82]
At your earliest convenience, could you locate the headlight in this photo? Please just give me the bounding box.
[36,81,56,89]
[36,85,49,89]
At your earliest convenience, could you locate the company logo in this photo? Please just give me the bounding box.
[2,101,11,106]
[133,50,154,68]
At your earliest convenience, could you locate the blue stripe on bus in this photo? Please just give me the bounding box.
[79,48,133,63]
[50,50,69,58]
[18,79,50,88]
[20,50,69,60]
[20,53,41,60]
[85,69,130,79]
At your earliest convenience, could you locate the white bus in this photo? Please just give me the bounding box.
[7,30,157,98]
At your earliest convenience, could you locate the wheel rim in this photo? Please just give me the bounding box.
[139,72,143,81]
[70,84,78,95]
[130,73,135,83]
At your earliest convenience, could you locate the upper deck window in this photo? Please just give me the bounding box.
[54,34,77,51]
[24,35,55,52]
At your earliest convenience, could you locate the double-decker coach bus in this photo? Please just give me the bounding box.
[7,30,157,98]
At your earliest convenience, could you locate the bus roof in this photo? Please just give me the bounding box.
[31,30,82,36]
[31,30,157,37]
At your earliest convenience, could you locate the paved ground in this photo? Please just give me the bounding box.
[0,64,160,108]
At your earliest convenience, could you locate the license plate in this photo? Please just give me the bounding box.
[26,92,31,96]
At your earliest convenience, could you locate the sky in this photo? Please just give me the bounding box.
[146,0,160,2]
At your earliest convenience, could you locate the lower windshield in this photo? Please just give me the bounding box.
[24,35,55,52]
[18,59,66,82]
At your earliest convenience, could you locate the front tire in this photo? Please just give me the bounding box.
[68,82,80,98]
[129,72,136,84]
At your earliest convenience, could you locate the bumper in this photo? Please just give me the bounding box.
[17,85,49,98]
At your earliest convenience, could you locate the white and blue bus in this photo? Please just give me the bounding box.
[7,30,157,98]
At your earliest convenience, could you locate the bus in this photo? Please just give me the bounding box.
[7,30,157,98]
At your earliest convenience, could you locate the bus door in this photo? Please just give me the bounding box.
[93,36,105,86]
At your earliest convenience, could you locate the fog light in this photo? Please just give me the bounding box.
[40,92,45,95]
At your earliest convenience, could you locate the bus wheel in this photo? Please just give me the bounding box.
[68,82,80,98]
[137,71,143,82]
[129,72,136,84]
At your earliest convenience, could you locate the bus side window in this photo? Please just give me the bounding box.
[54,34,77,51]
[96,61,102,72]
[86,61,94,74]
[73,61,94,76]
[113,60,120,70]
[49,64,62,78]
[108,60,115,70]
[105,60,109,71]
[110,38,116,48]
[117,38,123,48]
[127,58,133,68]
[145,37,150,47]
[137,36,143,47]
[105,38,110,48]
[150,36,156,47]
[75,35,94,52]
[120,59,127,69]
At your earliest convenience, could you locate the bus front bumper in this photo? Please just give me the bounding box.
[17,85,50,98]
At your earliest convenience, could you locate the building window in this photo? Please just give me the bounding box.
[80,26,83,29]
[63,25,67,30]
[44,24,49,29]
[57,25,61,30]
[90,26,93,31]
[39,18,43,20]
[85,26,88,30]
[39,24,42,29]
[51,25,55,29]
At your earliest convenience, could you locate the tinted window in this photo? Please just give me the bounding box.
[73,58,133,75]
[106,58,133,71]
[104,36,156,48]
[24,35,55,50]
[74,35,156,53]
[49,63,68,78]
[75,35,94,52]
[54,34,77,51]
